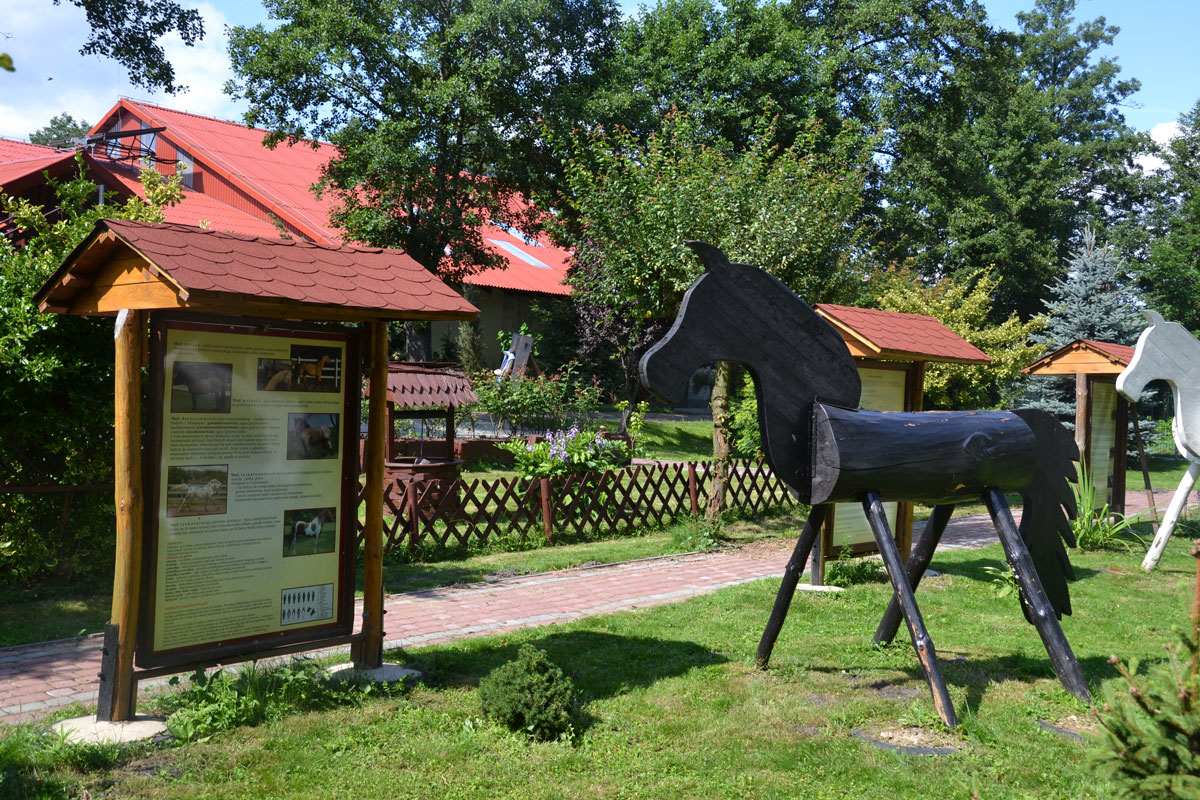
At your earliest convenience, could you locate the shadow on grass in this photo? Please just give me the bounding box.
[934,556,1102,582]
[395,629,726,705]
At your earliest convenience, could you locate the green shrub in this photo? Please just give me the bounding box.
[156,659,391,742]
[671,516,727,552]
[824,545,885,587]
[1071,459,1146,552]
[499,425,628,480]
[1091,541,1200,797]
[478,644,576,742]
[464,359,601,436]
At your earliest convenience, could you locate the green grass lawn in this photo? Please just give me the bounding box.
[13,534,1197,799]
[638,418,714,461]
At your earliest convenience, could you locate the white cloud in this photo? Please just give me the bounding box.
[0,1,248,140]
[1135,121,1182,173]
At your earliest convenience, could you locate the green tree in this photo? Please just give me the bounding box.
[4,1,204,92]
[28,113,91,146]
[0,157,183,583]
[226,0,618,358]
[871,267,1045,409]
[1143,101,1200,329]
[558,112,868,513]
[868,0,1147,319]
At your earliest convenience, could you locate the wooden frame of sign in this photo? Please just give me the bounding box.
[135,313,361,671]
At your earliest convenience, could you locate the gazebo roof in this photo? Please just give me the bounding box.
[815,304,992,365]
[35,219,478,323]
[1022,339,1135,376]
[376,362,478,410]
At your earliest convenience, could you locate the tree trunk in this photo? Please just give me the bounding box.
[707,361,733,520]
[405,321,433,362]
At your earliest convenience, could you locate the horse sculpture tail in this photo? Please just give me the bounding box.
[1013,408,1079,620]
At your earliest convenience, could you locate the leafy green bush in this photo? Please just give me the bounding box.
[729,378,763,458]
[499,425,628,480]
[464,361,601,436]
[823,545,885,587]
[478,644,576,742]
[671,515,727,552]
[1071,459,1146,552]
[1091,541,1200,797]
[156,659,391,742]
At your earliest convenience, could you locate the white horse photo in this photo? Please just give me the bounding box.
[1116,309,1200,569]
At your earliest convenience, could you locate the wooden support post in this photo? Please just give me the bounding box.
[984,489,1090,702]
[540,477,553,542]
[356,320,387,670]
[1075,373,1090,466]
[756,504,829,668]
[688,463,699,516]
[874,504,956,646]
[1130,406,1159,531]
[104,309,144,722]
[864,491,958,727]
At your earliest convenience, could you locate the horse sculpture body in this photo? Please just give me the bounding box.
[639,242,1088,726]
[1116,309,1200,569]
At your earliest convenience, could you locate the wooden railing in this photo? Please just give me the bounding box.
[355,460,797,553]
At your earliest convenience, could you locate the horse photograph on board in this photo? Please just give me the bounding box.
[289,344,342,393]
[1116,309,1200,570]
[165,465,228,518]
[639,242,1089,727]
[170,361,233,413]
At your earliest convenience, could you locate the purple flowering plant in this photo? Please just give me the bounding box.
[498,423,629,480]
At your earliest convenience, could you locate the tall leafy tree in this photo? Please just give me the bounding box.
[1142,100,1200,329]
[29,113,91,146]
[863,0,1147,319]
[227,0,618,358]
[558,113,868,512]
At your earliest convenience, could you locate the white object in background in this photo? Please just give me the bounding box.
[1115,309,1200,569]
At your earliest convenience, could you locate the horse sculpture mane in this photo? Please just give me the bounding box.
[639,241,1088,728]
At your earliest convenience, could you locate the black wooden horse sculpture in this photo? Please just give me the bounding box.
[639,242,1089,727]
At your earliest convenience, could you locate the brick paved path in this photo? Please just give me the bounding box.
[0,488,1177,725]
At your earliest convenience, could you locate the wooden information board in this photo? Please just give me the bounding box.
[138,315,360,669]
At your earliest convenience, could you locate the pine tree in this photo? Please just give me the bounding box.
[1024,228,1144,422]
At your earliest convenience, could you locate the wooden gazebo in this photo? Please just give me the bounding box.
[1023,339,1137,514]
[813,304,992,581]
[34,219,476,723]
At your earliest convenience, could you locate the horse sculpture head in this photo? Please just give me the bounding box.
[638,242,861,501]
[1117,309,1200,460]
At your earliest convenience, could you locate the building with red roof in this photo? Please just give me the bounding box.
[2,98,572,362]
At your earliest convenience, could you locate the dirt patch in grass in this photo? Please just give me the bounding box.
[856,723,960,751]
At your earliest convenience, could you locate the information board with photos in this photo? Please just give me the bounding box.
[138,316,359,668]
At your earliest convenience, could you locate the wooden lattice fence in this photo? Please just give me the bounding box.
[355,460,797,553]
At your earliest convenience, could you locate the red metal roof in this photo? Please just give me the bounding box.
[40,219,477,319]
[90,100,573,296]
[0,141,75,191]
[816,304,992,364]
[375,362,478,409]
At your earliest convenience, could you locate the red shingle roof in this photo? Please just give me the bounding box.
[38,219,477,320]
[1022,339,1134,375]
[375,362,478,409]
[816,304,992,364]
[1080,339,1135,365]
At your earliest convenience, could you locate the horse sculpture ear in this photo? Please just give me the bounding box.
[1142,309,1166,327]
[685,240,730,274]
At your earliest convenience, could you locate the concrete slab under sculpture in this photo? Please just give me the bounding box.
[1116,309,1200,570]
[327,662,422,685]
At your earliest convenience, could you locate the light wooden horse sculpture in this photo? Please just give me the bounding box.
[639,242,1089,727]
[1116,309,1200,570]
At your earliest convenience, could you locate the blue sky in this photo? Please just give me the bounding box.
[1,0,1195,146]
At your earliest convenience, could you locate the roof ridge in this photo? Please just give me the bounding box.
[104,217,406,254]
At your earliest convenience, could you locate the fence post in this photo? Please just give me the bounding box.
[688,463,699,516]
[540,477,553,542]
[407,481,420,550]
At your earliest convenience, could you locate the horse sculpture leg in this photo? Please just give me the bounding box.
[865,492,959,727]
[1142,459,1200,570]
[873,503,956,646]
[755,504,830,668]
[983,489,1091,702]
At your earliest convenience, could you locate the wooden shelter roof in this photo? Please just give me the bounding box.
[371,362,478,410]
[1022,339,1135,376]
[35,219,478,323]
[815,304,992,365]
